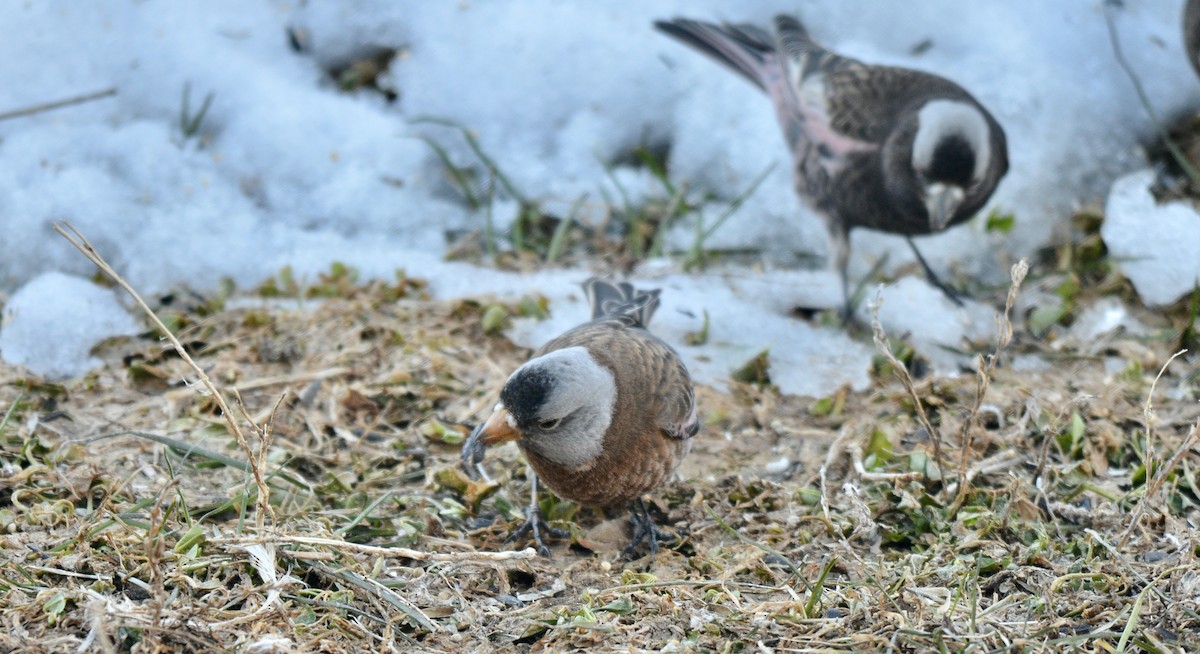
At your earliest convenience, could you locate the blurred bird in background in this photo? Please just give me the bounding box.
[655,15,1009,319]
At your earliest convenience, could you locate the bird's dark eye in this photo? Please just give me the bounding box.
[538,418,562,431]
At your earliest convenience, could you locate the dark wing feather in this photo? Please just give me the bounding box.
[657,353,699,441]
[821,66,976,143]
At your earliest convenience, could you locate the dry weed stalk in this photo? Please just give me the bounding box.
[951,258,1027,508]
[53,221,274,528]
[0,87,116,122]
[1119,348,1194,548]
[869,294,944,473]
[870,259,1027,506]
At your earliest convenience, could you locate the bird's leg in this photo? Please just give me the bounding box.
[505,468,568,557]
[831,228,854,323]
[905,236,965,307]
[621,499,680,560]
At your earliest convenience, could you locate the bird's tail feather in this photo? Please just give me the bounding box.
[583,278,661,326]
[773,14,845,79]
[654,18,774,92]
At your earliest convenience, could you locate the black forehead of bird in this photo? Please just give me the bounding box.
[926,134,976,187]
[500,365,554,425]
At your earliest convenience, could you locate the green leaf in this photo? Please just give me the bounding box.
[985,211,1015,233]
[517,294,550,319]
[599,596,636,615]
[481,303,510,335]
[174,524,207,554]
[732,350,771,385]
[865,429,894,467]
[1028,303,1068,337]
[43,593,66,624]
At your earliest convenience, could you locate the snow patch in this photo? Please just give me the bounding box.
[1102,169,1200,307]
[0,272,141,380]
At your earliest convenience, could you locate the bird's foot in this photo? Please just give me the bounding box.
[838,302,855,326]
[924,271,966,307]
[506,507,569,557]
[622,500,682,560]
[906,236,966,307]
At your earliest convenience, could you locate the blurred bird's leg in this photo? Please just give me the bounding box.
[831,228,853,323]
[905,237,965,307]
[622,499,681,560]
[506,467,568,557]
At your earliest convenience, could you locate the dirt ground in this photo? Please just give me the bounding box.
[1,250,1199,654]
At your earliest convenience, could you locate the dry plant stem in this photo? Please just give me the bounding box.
[1118,349,1192,549]
[0,87,117,122]
[233,367,350,392]
[53,221,273,530]
[1103,1,1200,187]
[951,259,1027,509]
[144,478,180,650]
[869,293,943,472]
[216,535,538,562]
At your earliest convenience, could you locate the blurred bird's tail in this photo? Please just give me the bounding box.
[772,15,844,79]
[654,18,775,92]
[583,278,661,327]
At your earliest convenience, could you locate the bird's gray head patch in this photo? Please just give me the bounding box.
[499,346,616,469]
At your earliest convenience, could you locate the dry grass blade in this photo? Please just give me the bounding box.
[216,535,537,562]
[703,503,811,595]
[298,559,436,633]
[0,87,117,122]
[52,220,274,529]
[1119,348,1193,548]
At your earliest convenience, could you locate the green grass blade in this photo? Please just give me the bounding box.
[547,194,587,263]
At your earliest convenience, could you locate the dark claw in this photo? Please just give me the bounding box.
[621,499,681,560]
[460,422,487,479]
[906,237,966,307]
[506,507,568,557]
[838,302,854,327]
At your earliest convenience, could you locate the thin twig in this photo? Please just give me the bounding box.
[232,367,350,392]
[0,87,117,122]
[1119,349,1193,548]
[53,221,273,530]
[215,534,537,562]
[1103,0,1200,186]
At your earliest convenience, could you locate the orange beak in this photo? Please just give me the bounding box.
[478,407,521,445]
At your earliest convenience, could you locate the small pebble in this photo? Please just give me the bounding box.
[764,456,790,474]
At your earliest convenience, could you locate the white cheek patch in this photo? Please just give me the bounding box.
[912,99,991,182]
[518,346,617,469]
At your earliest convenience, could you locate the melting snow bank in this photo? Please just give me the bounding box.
[429,260,1000,398]
[0,272,141,380]
[1102,169,1200,307]
[0,259,1004,397]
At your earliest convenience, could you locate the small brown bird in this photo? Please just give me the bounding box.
[462,279,698,557]
[655,15,1009,318]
